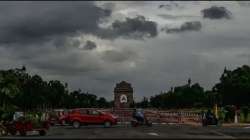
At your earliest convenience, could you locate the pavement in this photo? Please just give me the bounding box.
[1,123,250,139]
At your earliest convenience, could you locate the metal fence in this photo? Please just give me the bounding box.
[98,108,202,124]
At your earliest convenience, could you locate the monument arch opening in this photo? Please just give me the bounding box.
[114,81,134,108]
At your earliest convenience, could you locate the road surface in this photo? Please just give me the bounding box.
[1,123,250,139]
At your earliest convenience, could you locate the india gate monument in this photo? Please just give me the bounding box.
[114,81,134,108]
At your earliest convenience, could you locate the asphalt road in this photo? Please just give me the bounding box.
[1,123,250,139]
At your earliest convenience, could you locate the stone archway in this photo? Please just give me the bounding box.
[113,81,134,109]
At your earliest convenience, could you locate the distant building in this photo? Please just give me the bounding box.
[114,81,134,108]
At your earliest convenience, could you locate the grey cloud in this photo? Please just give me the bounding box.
[97,16,158,39]
[201,6,232,19]
[0,2,159,47]
[54,37,96,50]
[0,1,249,101]
[101,49,137,63]
[165,21,202,33]
[53,36,81,49]
[83,40,97,50]
[7,39,139,78]
[112,16,157,38]
[237,53,250,60]
[26,49,102,76]
[158,2,182,10]
[0,2,111,45]
[158,14,198,20]
[99,2,116,11]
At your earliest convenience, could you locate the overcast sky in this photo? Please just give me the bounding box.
[0,1,250,101]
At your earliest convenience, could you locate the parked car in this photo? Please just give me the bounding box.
[68,108,118,128]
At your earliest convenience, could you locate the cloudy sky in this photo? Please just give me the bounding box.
[0,1,250,101]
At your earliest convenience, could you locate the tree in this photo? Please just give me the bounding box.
[149,80,206,109]
[0,70,20,110]
[97,97,110,108]
[136,97,149,108]
[213,65,250,106]
[0,67,110,111]
[47,80,68,108]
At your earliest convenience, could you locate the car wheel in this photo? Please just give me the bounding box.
[73,121,80,128]
[19,131,27,136]
[202,121,207,127]
[131,121,137,127]
[146,122,152,127]
[0,129,8,136]
[104,121,111,128]
[10,130,17,136]
[62,120,66,125]
[50,122,55,126]
[39,130,46,136]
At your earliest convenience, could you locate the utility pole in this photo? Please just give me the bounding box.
[214,103,218,119]
[213,92,218,119]
[234,105,239,124]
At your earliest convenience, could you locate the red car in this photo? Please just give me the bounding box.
[68,109,118,128]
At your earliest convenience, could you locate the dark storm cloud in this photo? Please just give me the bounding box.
[112,16,157,38]
[0,2,159,47]
[83,40,97,50]
[0,2,111,45]
[165,21,202,33]
[96,16,158,39]
[201,6,232,19]
[158,2,182,10]
[0,1,248,100]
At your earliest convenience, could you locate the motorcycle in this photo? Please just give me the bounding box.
[131,117,152,127]
[201,114,219,126]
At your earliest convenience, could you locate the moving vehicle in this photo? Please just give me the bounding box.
[68,108,118,128]
[201,111,219,126]
[131,108,152,127]
[131,117,152,127]
[4,112,50,136]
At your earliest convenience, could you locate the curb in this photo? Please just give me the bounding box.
[117,122,182,125]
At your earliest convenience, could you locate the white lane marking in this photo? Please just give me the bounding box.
[148,132,159,136]
[210,130,235,139]
[244,126,250,129]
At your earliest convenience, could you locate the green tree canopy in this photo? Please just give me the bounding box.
[213,65,250,106]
